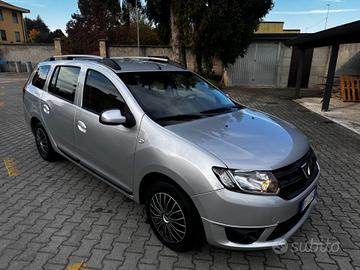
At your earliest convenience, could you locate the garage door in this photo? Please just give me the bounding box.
[227,42,280,87]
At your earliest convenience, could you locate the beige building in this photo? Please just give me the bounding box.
[0,0,29,44]
[256,21,300,34]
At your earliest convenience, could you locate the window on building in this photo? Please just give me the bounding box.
[15,32,20,42]
[83,70,125,114]
[0,10,4,21]
[32,65,51,90]
[49,66,81,103]
[12,11,18,24]
[0,30,6,41]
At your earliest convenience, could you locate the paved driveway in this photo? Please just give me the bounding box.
[0,73,360,270]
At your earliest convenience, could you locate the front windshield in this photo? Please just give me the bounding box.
[118,71,239,123]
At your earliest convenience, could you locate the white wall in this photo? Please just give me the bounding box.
[276,44,292,88]
[308,43,360,88]
[308,46,331,88]
[336,43,360,76]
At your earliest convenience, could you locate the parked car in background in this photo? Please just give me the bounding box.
[23,55,320,251]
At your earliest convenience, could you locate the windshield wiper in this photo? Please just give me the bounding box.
[156,114,204,122]
[200,105,241,115]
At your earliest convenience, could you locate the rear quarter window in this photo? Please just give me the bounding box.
[32,65,51,90]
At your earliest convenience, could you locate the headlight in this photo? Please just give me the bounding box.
[213,167,280,195]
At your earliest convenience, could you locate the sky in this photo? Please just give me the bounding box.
[264,0,360,33]
[5,0,360,34]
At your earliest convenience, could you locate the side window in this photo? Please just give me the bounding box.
[12,12,18,24]
[49,66,80,103]
[83,70,125,114]
[0,29,6,41]
[32,65,51,90]
[15,32,20,42]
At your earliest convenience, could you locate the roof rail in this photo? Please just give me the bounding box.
[111,56,169,63]
[45,55,122,70]
[111,56,186,69]
[48,55,104,61]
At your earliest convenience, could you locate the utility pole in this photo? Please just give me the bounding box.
[135,0,140,56]
[325,4,330,30]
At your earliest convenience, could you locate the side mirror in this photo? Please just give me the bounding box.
[99,109,126,125]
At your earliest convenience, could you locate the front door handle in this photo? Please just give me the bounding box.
[43,104,50,114]
[77,120,87,133]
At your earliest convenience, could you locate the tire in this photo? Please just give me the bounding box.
[34,123,58,162]
[145,181,203,251]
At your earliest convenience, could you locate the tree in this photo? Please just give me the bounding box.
[116,0,161,44]
[121,0,141,27]
[50,29,66,39]
[25,16,52,43]
[25,16,66,43]
[66,0,122,53]
[66,0,162,53]
[192,0,273,73]
[146,0,187,67]
[147,0,273,74]
[28,29,40,42]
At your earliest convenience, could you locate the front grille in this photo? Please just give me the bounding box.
[273,149,318,200]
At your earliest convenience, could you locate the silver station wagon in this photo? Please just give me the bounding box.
[23,55,320,251]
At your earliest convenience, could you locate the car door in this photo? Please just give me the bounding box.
[74,68,138,194]
[24,64,51,120]
[41,65,81,158]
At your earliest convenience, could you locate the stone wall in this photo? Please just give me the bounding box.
[0,41,223,76]
[0,43,54,72]
[0,43,54,64]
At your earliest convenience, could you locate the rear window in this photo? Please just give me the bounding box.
[32,65,51,90]
[48,66,80,103]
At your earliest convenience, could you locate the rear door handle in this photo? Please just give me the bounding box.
[43,104,50,114]
[77,120,87,133]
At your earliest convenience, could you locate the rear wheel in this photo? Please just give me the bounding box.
[34,123,58,161]
[145,181,202,251]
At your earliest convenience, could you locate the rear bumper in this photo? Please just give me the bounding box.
[23,105,31,131]
[192,169,319,250]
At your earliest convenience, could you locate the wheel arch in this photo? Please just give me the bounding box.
[139,171,206,247]
[30,116,41,134]
[30,116,58,155]
[138,172,188,204]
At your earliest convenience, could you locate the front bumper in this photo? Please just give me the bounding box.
[192,169,319,250]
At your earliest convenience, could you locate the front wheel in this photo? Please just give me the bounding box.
[145,181,203,251]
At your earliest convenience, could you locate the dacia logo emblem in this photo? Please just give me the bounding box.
[301,162,311,179]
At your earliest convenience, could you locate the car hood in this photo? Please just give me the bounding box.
[165,109,309,170]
